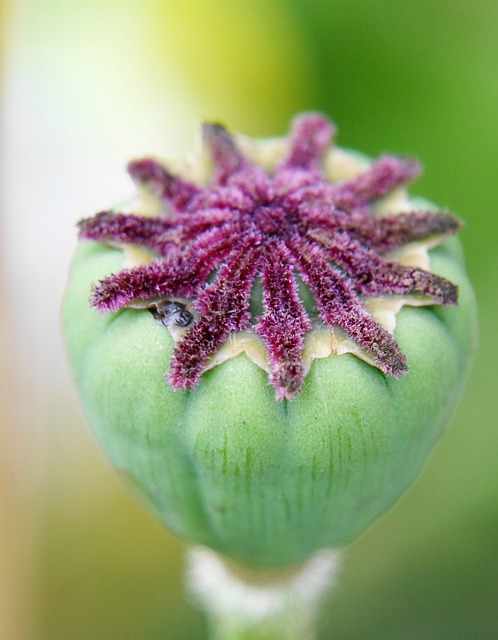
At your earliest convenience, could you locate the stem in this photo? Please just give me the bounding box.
[185,547,340,640]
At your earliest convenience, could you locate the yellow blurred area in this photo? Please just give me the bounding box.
[0,310,30,640]
[1,0,498,639]
[152,0,315,132]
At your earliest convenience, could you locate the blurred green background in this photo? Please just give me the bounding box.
[1,0,497,638]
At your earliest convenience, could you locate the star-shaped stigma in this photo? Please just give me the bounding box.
[79,113,461,400]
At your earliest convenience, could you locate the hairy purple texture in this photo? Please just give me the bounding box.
[80,112,461,399]
[128,158,200,210]
[167,237,261,390]
[256,240,311,400]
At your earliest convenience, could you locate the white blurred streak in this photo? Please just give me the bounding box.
[187,546,341,640]
[0,0,198,635]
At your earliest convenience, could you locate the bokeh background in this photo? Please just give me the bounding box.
[1,1,497,638]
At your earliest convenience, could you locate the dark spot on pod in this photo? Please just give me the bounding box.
[150,300,194,328]
[174,308,194,327]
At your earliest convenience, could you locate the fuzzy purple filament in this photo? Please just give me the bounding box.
[79,113,461,400]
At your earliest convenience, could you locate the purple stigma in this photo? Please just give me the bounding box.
[80,112,461,400]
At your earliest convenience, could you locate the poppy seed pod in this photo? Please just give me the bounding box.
[62,113,477,567]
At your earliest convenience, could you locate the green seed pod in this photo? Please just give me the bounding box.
[62,113,477,567]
